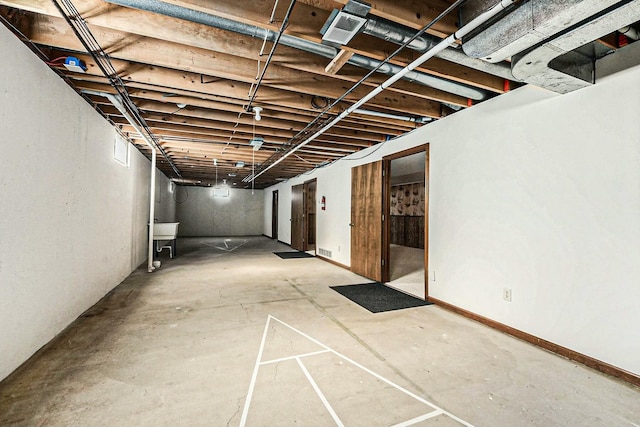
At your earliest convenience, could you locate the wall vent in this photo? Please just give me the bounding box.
[318,248,332,258]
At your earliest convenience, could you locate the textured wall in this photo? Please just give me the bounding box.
[0,25,175,381]
[176,187,264,236]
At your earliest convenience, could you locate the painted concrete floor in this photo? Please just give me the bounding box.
[1,236,638,426]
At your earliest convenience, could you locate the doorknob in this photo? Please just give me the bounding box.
[349,223,355,227]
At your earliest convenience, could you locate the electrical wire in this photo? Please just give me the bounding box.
[51,0,182,178]
[246,0,297,112]
[244,0,468,183]
[45,56,68,65]
[293,153,314,164]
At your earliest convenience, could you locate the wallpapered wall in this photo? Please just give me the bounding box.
[390,183,425,216]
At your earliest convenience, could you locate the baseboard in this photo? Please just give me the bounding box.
[316,255,350,271]
[428,297,640,387]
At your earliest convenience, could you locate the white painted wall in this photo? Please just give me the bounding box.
[0,25,175,381]
[176,186,263,236]
[264,66,640,376]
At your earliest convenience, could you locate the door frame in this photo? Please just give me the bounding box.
[303,178,317,252]
[291,183,305,251]
[271,190,278,240]
[382,144,429,299]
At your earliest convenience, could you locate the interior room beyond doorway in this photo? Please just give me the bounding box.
[387,151,426,299]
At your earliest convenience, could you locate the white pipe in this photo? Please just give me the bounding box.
[248,0,517,183]
[619,25,640,40]
[148,149,157,272]
[353,108,432,123]
[83,89,158,272]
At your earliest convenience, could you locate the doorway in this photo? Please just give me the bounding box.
[272,190,278,240]
[290,179,317,253]
[305,179,317,252]
[383,146,428,299]
[291,184,304,251]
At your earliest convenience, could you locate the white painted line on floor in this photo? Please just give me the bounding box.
[239,314,272,427]
[202,239,249,252]
[296,357,345,427]
[269,316,474,427]
[260,349,331,365]
[271,317,435,406]
[389,410,444,427]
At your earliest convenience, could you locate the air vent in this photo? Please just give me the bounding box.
[321,11,367,45]
[318,248,332,258]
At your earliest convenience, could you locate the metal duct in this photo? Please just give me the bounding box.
[461,0,627,63]
[511,0,640,93]
[103,0,488,101]
[362,16,516,81]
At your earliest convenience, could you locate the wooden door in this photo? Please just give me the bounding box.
[271,190,278,240]
[351,161,383,281]
[305,179,317,251]
[291,184,304,251]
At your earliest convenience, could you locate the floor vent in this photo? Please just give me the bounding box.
[318,248,332,258]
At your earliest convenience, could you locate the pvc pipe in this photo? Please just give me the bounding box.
[619,25,640,40]
[353,108,432,123]
[248,0,517,182]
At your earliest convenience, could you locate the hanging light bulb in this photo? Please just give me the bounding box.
[253,106,263,121]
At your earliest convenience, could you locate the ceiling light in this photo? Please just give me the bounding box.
[213,158,218,166]
[176,103,187,109]
[228,173,237,177]
[253,106,263,121]
[235,161,245,168]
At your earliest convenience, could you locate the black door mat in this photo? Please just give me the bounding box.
[273,251,315,259]
[330,282,432,313]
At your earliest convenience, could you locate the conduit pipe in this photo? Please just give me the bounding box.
[83,89,157,273]
[247,0,517,182]
[103,0,488,101]
[353,108,432,123]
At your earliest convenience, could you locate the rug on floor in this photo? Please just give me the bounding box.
[273,251,315,259]
[330,282,431,313]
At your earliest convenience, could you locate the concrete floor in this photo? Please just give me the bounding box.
[1,236,638,426]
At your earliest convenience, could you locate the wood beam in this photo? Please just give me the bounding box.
[26,14,451,113]
[325,49,354,74]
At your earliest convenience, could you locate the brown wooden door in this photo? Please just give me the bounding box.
[291,184,304,251]
[351,161,383,281]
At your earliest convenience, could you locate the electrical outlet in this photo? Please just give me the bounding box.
[503,288,512,302]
